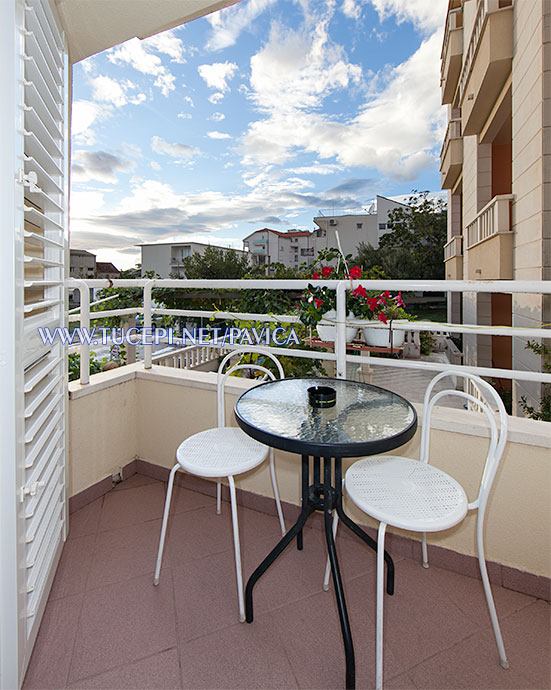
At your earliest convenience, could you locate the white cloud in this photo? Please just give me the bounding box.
[198,62,238,92]
[151,135,199,158]
[241,15,445,180]
[183,96,195,108]
[177,112,192,119]
[205,0,277,51]
[341,0,362,20]
[368,0,447,33]
[210,112,226,122]
[209,92,225,104]
[289,164,344,175]
[108,37,176,96]
[150,161,161,171]
[71,100,111,145]
[89,75,146,108]
[72,150,136,184]
[207,131,232,140]
[143,30,186,63]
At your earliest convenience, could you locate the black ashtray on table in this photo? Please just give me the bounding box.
[307,385,337,409]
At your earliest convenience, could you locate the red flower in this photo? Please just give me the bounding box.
[348,265,362,279]
[396,291,405,308]
[321,266,334,277]
[312,272,320,280]
[377,312,388,324]
[314,298,323,309]
[383,290,390,299]
[351,285,367,298]
[367,297,377,311]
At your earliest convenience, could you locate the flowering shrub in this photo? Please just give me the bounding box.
[295,248,409,327]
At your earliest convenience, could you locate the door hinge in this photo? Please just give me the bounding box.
[20,481,44,502]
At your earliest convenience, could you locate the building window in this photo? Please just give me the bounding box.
[356,223,363,229]
[379,223,387,230]
[182,247,191,258]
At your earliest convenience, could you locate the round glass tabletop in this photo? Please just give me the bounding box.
[234,377,417,457]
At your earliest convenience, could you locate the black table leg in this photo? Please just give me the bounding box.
[246,455,312,622]
[324,458,355,690]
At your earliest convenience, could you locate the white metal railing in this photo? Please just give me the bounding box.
[444,235,463,261]
[440,119,462,159]
[466,195,513,249]
[66,278,551,395]
[440,6,463,71]
[459,0,512,101]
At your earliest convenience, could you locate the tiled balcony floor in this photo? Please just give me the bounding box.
[24,474,550,690]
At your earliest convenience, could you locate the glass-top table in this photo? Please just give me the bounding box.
[234,377,417,690]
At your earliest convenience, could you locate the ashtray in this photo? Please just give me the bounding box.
[308,385,337,409]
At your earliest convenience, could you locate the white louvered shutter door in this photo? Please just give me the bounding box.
[1,0,68,686]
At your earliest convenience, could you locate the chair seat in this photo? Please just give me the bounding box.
[345,455,468,532]
[176,426,269,478]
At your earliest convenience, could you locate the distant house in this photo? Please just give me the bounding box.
[138,241,250,278]
[96,262,120,280]
[69,249,96,278]
[312,195,408,259]
[242,228,315,269]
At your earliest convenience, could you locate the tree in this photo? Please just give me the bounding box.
[356,191,447,280]
[180,245,251,280]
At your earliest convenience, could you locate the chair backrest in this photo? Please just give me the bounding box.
[217,348,284,427]
[419,371,508,512]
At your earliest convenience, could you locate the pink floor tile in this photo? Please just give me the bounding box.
[86,518,165,591]
[169,484,217,515]
[409,600,550,689]
[68,572,177,683]
[49,534,96,601]
[68,499,103,540]
[112,474,161,492]
[23,594,84,689]
[67,648,181,689]
[178,613,298,689]
[98,483,168,532]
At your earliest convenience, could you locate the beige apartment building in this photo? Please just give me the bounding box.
[441,0,550,412]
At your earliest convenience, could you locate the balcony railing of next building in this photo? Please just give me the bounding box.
[444,235,463,262]
[458,0,513,104]
[465,194,514,249]
[67,277,551,408]
[440,119,462,160]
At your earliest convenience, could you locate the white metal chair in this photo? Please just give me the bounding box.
[323,371,509,689]
[153,348,286,622]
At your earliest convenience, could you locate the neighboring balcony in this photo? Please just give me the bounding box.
[459,0,513,136]
[465,194,514,279]
[250,245,267,254]
[440,119,463,190]
[444,235,463,280]
[440,5,463,105]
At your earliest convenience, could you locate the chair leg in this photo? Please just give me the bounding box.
[216,479,222,515]
[269,448,286,535]
[323,510,339,590]
[228,475,246,622]
[422,533,429,568]
[477,517,509,669]
[376,522,387,690]
[153,464,179,586]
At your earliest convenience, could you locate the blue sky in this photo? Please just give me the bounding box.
[70,0,447,269]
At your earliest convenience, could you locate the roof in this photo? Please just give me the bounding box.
[96,262,120,274]
[243,228,312,240]
[54,0,243,64]
[70,248,96,257]
[138,240,246,253]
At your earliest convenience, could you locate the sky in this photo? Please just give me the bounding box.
[70,0,448,270]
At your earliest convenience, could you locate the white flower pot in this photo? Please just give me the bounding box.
[362,320,408,348]
[316,310,357,343]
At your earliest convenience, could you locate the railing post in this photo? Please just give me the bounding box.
[143,280,154,369]
[336,282,347,379]
[78,280,90,385]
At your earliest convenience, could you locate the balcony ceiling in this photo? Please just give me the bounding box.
[53,0,243,63]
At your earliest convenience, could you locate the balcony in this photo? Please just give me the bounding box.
[465,195,514,279]
[459,0,513,136]
[440,119,463,190]
[23,462,551,689]
[440,6,463,105]
[444,235,463,280]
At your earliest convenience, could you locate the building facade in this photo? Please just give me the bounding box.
[69,249,95,278]
[312,195,408,258]
[242,229,315,269]
[139,241,250,277]
[441,0,550,412]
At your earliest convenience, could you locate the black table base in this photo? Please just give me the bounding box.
[245,455,395,690]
